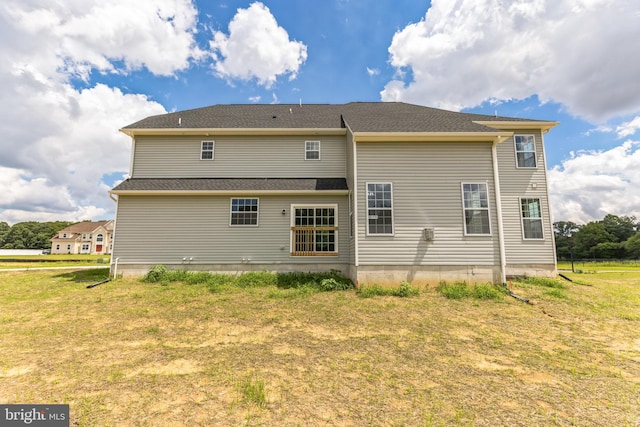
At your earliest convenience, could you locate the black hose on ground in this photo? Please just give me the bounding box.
[502,282,532,304]
[87,279,109,289]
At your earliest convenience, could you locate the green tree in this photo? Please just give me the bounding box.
[626,233,640,259]
[573,222,616,259]
[553,221,581,260]
[591,242,625,259]
[0,221,10,247]
[1,221,73,249]
[602,214,638,242]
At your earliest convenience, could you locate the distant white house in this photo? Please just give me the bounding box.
[50,221,114,255]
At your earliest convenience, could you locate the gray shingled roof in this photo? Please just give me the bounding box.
[111,178,348,192]
[122,102,547,133]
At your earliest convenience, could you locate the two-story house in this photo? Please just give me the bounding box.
[110,102,558,285]
[51,220,114,255]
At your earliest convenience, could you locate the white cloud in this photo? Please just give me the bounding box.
[381,0,640,122]
[366,67,380,77]
[209,2,308,88]
[2,0,201,79]
[548,140,640,223]
[248,96,262,103]
[0,0,196,224]
[616,116,640,138]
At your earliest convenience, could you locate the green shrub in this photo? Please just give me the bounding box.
[357,284,395,298]
[470,283,505,300]
[397,281,419,297]
[236,271,278,288]
[437,281,504,300]
[184,271,212,285]
[515,277,567,289]
[437,281,470,299]
[142,265,168,283]
[357,282,419,298]
[139,267,354,293]
[164,270,189,283]
[319,277,353,291]
[266,286,318,299]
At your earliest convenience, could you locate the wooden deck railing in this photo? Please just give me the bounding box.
[291,226,337,256]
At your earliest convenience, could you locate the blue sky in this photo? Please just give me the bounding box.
[1,0,639,225]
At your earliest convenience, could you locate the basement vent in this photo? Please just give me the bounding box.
[423,228,434,241]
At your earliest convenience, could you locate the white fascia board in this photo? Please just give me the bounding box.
[352,132,513,143]
[119,128,347,137]
[473,121,559,133]
[109,189,349,197]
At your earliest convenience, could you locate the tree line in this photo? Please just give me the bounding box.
[0,221,74,250]
[554,214,640,260]
[2,216,640,258]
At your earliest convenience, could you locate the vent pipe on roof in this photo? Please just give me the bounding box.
[178,117,182,126]
[299,98,302,107]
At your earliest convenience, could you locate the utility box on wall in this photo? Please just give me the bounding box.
[423,228,434,241]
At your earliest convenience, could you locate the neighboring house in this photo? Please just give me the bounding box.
[110,102,558,285]
[51,221,114,255]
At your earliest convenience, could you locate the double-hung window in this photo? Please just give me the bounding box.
[462,183,491,235]
[305,141,320,160]
[201,141,214,160]
[230,198,259,226]
[515,135,536,168]
[367,182,393,235]
[520,198,544,239]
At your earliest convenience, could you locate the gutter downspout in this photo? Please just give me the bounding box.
[109,192,119,279]
[352,133,359,269]
[491,140,507,285]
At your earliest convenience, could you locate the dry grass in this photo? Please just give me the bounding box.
[0,254,110,269]
[1,268,639,426]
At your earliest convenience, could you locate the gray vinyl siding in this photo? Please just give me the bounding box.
[355,142,500,266]
[496,131,556,265]
[112,195,349,265]
[132,135,346,178]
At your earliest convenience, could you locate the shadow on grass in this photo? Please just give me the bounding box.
[54,268,110,283]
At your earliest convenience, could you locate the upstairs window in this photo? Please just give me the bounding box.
[230,198,259,226]
[305,141,320,160]
[520,198,544,239]
[201,141,214,160]
[462,183,491,235]
[96,234,104,243]
[515,135,537,168]
[366,182,393,235]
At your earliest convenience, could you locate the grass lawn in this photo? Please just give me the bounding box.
[0,269,639,426]
[557,260,640,272]
[0,254,110,269]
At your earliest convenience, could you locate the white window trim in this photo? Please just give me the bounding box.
[519,197,545,240]
[229,198,259,227]
[365,182,394,236]
[514,134,537,169]
[461,182,492,236]
[201,140,215,160]
[290,204,339,256]
[304,140,321,161]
